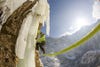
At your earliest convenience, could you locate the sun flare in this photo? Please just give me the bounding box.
[75,17,90,28]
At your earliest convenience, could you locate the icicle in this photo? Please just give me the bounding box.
[34,0,50,35]
[17,14,40,67]
[15,0,50,59]
[45,2,50,36]
[22,14,40,67]
[14,0,50,66]
[27,14,41,48]
[0,0,50,66]
[16,14,33,59]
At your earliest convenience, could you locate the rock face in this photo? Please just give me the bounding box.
[41,23,100,67]
[81,50,99,64]
[0,1,38,67]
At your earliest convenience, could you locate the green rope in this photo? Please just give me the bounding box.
[43,23,100,57]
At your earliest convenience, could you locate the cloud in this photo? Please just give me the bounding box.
[92,0,100,19]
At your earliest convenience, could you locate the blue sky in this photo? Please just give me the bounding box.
[42,0,96,38]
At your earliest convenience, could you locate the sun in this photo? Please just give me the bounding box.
[59,16,92,37]
[75,17,90,28]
